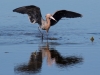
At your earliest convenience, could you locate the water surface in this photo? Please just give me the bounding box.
[0,0,100,75]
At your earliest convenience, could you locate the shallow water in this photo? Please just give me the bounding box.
[0,0,100,75]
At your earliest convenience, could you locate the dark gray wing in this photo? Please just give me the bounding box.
[50,10,82,26]
[13,5,42,25]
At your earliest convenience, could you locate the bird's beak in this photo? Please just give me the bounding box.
[50,16,57,22]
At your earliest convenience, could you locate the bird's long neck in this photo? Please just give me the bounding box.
[45,18,51,32]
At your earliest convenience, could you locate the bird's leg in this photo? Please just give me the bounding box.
[38,27,43,35]
[46,30,49,40]
[38,27,43,39]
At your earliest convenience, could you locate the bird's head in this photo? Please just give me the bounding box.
[46,14,56,22]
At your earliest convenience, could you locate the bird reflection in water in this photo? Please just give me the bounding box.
[14,42,83,74]
[40,42,56,66]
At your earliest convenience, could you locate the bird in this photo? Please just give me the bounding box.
[13,5,82,38]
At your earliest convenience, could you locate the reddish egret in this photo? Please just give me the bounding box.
[13,5,82,38]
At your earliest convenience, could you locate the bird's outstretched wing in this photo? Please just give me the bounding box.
[13,5,42,25]
[50,10,82,26]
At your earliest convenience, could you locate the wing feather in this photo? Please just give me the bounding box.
[50,10,82,26]
[13,5,42,25]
